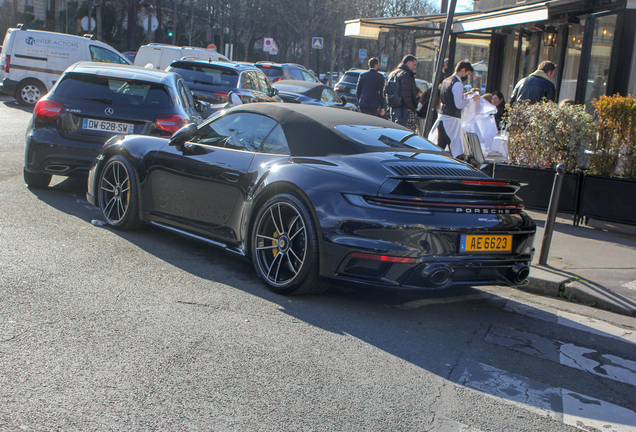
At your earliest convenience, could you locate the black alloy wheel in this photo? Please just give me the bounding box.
[252,194,326,295]
[98,155,143,230]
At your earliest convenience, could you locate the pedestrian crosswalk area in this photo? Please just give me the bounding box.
[392,290,636,431]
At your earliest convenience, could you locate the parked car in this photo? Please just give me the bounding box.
[122,51,137,63]
[254,62,319,83]
[0,24,131,106]
[86,103,536,295]
[167,60,281,113]
[273,80,357,111]
[334,69,384,105]
[134,43,230,70]
[320,71,342,85]
[23,62,207,188]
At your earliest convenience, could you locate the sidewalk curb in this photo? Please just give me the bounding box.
[519,266,636,317]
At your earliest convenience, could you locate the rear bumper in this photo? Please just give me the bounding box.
[308,190,536,290]
[25,125,104,177]
[0,78,18,96]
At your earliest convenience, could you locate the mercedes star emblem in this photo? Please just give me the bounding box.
[105,108,114,116]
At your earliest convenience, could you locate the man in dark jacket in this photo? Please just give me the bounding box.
[387,54,421,127]
[510,60,557,104]
[356,57,386,117]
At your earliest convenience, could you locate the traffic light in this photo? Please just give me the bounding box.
[166,21,174,38]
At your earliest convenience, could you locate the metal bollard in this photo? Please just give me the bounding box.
[538,163,566,266]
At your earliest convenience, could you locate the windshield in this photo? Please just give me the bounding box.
[335,125,442,152]
[168,64,239,88]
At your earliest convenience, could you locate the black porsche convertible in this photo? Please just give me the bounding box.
[86,104,536,295]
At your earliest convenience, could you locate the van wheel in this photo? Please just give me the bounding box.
[16,80,45,106]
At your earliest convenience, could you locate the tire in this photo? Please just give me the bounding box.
[23,168,51,188]
[97,155,143,230]
[251,194,327,295]
[16,79,45,106]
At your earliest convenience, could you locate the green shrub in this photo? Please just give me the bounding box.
[591,95,636,180]
[506,100,596,172]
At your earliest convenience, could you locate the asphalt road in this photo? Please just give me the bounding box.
[1,95,635,431]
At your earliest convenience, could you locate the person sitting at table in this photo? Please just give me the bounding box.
[491,91,505,131]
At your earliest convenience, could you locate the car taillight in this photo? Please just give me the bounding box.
[3,55,10,73]
[34,98,64,122]
[334,84,344,91]
[213,91,229,103]
[154,114,187,136]
[273,77,284,82]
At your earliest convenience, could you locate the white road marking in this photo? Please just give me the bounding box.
[622,280,636,290]
[459,361,636,431]
[503,301,636,345]
[486,326,636,387]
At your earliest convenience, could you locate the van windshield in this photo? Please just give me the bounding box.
[54,73,173,108]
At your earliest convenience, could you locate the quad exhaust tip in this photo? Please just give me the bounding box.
[512,263,530,284]
[422,264,453,287]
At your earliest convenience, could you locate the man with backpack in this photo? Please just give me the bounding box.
[428,59,480,156]
[385,55,421,127]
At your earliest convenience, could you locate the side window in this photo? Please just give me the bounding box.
[301,70,316,82]
[195,113,277,152]
[177,80,194,109]
[240,72,257,90]
[321,88,341,103]
[261,124,290,154]
[254,71,272,94]
[89,45,127,64]
[289,68,304,80]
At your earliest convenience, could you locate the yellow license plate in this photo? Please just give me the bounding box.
[460,235,512,253]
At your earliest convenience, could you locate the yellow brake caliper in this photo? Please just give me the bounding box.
[272,231,280,258]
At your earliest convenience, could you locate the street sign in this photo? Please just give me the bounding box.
[359,49,367,64]
[380,54,388,69]
[263,37,274,52]
[81,16,96,32]
[142,16,159,32]
[270,40,278,55]
[312,37,324,49]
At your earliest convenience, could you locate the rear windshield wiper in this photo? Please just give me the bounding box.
[83,97,113,105]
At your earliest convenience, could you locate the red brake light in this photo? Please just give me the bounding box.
[213,91,229,102]
[348,253,415,264]
[3,54,9,73]
[34,98,64,122]
[260,64,271,68]
[461,180,510,185]
[154,114,187,136]
[273,77,284,82]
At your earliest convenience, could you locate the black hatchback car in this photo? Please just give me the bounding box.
[23,62,206,188]
[167,60,281,107]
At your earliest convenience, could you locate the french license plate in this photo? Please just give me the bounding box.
[460,235,512,253]
[82,118,134,134]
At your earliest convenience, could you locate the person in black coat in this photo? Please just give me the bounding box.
[355,57,386,117]
[510,60,556,104]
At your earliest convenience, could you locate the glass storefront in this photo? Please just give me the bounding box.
[559,20,585,102]
[584,14,616,113]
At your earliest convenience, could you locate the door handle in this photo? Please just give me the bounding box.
[221,172,240,182]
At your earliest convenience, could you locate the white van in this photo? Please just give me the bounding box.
[134,43,230,70]
[0,25,131,106]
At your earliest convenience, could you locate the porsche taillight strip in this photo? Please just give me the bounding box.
[348,253,415,264]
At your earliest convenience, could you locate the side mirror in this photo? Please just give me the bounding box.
[272,87,279,96]
[195,100,209,113]
[169,123,198,151]
[340,95,348,105]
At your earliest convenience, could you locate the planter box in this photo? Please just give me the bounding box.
[492,164,580,213]
[579,175,636,226]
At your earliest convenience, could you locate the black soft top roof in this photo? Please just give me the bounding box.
[226,103,410,157]
[273,80,331,100]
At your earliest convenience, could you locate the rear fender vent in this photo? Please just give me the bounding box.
[386,164,489,179]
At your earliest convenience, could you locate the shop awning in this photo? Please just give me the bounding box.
[452,3,549,33]
[344,12,478,39]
